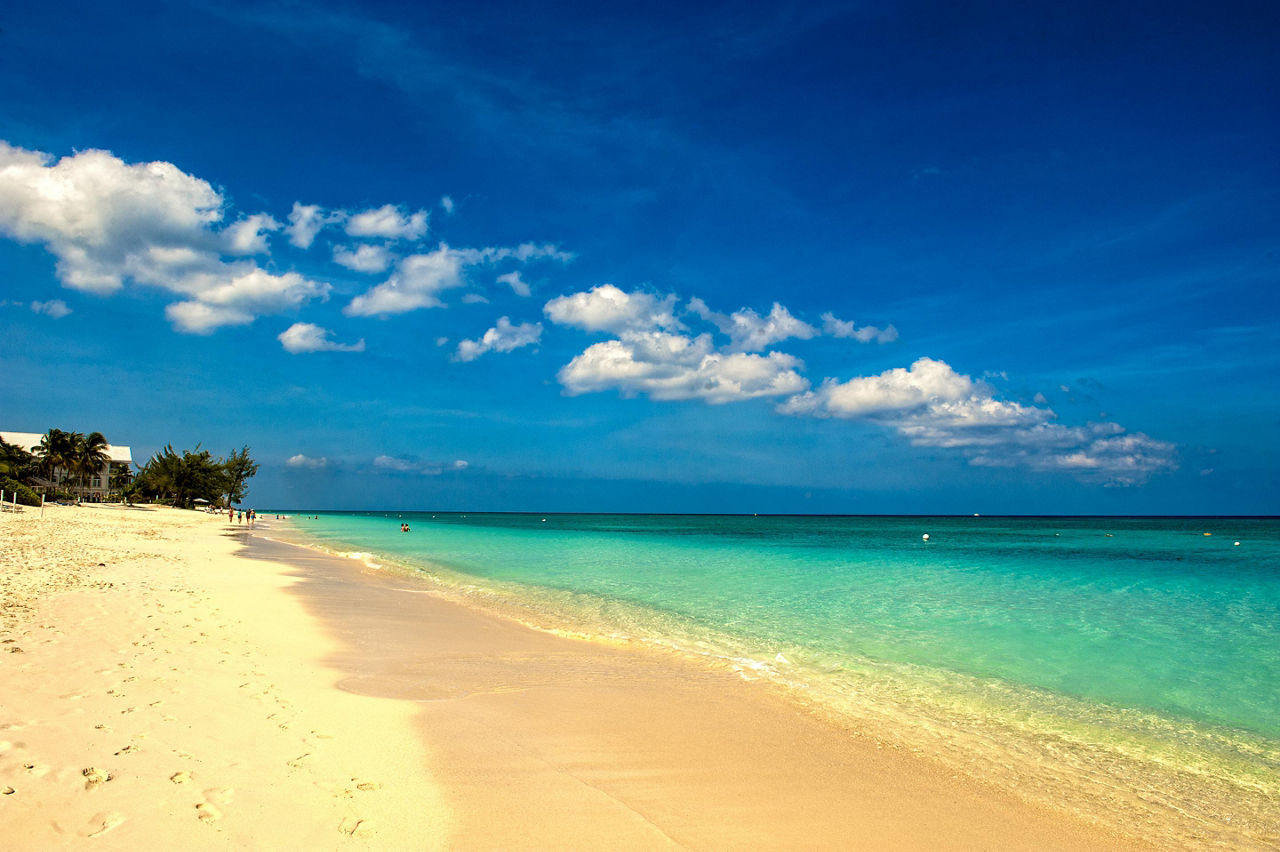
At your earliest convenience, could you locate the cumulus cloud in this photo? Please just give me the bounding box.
[780,357,975,418]
[0,142,331,332]
[689,298,817,351]
[161,266,330,334]
[345,241,572,317]
[30,299,71,318]
[455,316,543,362]
[345,204,428,240]
[559,330,808,404]
[286,454,328,469]
[285,202,344,248]
[440,195,454,214]
[544,284,681,334]
[344,245,466,316]
[224,213,281,255]
[820,312,898,344]
[277,322,366,354]
[332,243,393,273]
[780,357,1175,485]
[0,141,222,294]
[498,270,531,297]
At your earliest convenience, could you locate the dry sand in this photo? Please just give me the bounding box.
[1,504,1147,849]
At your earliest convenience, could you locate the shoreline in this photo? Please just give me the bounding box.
[272,513,1279,850]
[260,517,1152,849]
[3,505,1149,848]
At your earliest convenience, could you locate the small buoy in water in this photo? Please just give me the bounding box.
[541,518,547,522]
[922,533,930,541]
[1234,541,1241,546]
[1204,532,1212,536]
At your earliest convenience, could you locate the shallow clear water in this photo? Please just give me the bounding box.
[277,512,1280,847]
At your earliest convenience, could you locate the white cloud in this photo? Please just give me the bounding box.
[161,266,330,333]
[0,141,223,295]
[544,284,681,334]
[498,270,531,297]
[286,202,344,248]
[374,454,468,475]
[165,301,255,333]
[30,299,71,318]
[332,243,393,273]
[780,357,976,418]
[278,322,366,354]
[225,213,281,255]
[820,312,898,344]
[440,195,454,214]
[0,142,331,332]
[690,298,818,351]
[345,240,571,317]
[286,454,328,469]
[558,330,808,404]
[345,204,428,240]
[373,455,418,472]
[455,316,543,362]
[344,245,466,316]
[461,293,489,304]
[780,358,1176,485]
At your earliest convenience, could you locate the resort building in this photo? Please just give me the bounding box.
[0,431,133,498]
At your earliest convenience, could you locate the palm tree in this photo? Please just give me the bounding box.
[34,429,75,491]
[72,432,111,500]
[0,438,36,482]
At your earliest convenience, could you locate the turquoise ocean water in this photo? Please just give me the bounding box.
[274,512,1279,847]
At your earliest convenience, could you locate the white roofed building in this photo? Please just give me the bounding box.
[0,431,133,498]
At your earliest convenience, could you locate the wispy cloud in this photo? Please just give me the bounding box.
[30,299,72,318]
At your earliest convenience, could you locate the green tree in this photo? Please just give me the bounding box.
[34,428,75,488]
[0,438,37,482]
[109,462,134,500]
[222,446,259,506]
[135,445,228,509]
[72,431,111,499]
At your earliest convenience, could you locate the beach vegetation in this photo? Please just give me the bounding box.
[0,439,37,481]
[222,445,260,507]
[71,431,111,500]
[0,477,42,507]
[131,444,259,509]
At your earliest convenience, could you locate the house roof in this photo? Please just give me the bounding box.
[0,431,133,464]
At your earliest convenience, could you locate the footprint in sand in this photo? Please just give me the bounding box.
[82,768,113,790]
[170,771,192,784]
[85,812,126,838]
[286,753,311,769]
[338,816,369,837]
[195,802,221,822]
[25,763,51,778]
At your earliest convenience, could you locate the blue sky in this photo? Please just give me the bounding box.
[1,0,1276,513]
